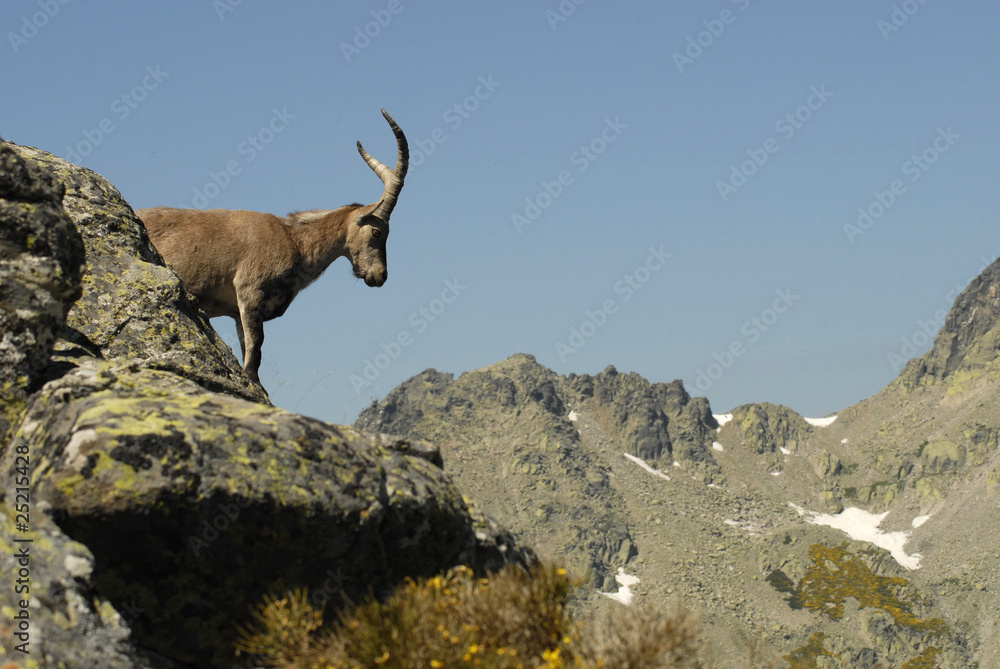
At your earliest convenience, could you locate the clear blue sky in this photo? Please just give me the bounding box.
[4,2,999,422]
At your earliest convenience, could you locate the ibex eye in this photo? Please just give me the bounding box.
[371,229,381,238]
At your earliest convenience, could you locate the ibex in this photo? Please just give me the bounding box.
[138,109,408,390]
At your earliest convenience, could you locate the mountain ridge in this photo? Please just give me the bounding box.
[357,257,1000,667]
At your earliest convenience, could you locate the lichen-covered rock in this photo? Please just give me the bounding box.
[0,140,85,444]
[920,439,965,475]
[810,450,843,479]
[772,542,970,667]
[12,143,267,404]
[729,402,811,456]
[1,358,529,666]
[0,141,534,668]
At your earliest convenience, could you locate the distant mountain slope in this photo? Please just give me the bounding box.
[357,257,1000,667]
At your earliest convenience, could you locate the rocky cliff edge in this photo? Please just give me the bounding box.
[0,140,533,668]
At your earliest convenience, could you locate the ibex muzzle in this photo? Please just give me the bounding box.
[137,109,408,390]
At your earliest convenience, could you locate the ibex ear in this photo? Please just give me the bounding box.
[355,206,381,225]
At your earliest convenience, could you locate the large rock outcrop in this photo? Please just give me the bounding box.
[0,140,532,668]
[16,143,267,404]
[568,364,717,468]
[0,140,84,444]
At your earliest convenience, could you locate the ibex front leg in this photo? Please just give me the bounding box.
[235,288,265,386]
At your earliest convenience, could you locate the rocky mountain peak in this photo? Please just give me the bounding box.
[360,354,718,469]
[899,256,1000,391]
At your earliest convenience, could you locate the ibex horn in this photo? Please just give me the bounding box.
[357,108,408,221]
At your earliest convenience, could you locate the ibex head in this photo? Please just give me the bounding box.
[348,109,408,287]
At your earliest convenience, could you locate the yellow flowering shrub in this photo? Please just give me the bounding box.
[235,563,710,668]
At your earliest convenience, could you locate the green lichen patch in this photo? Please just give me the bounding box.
[774,543,956,668]
[901,646,942,668]
[797,544,945,634]
[921,439,966,474]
